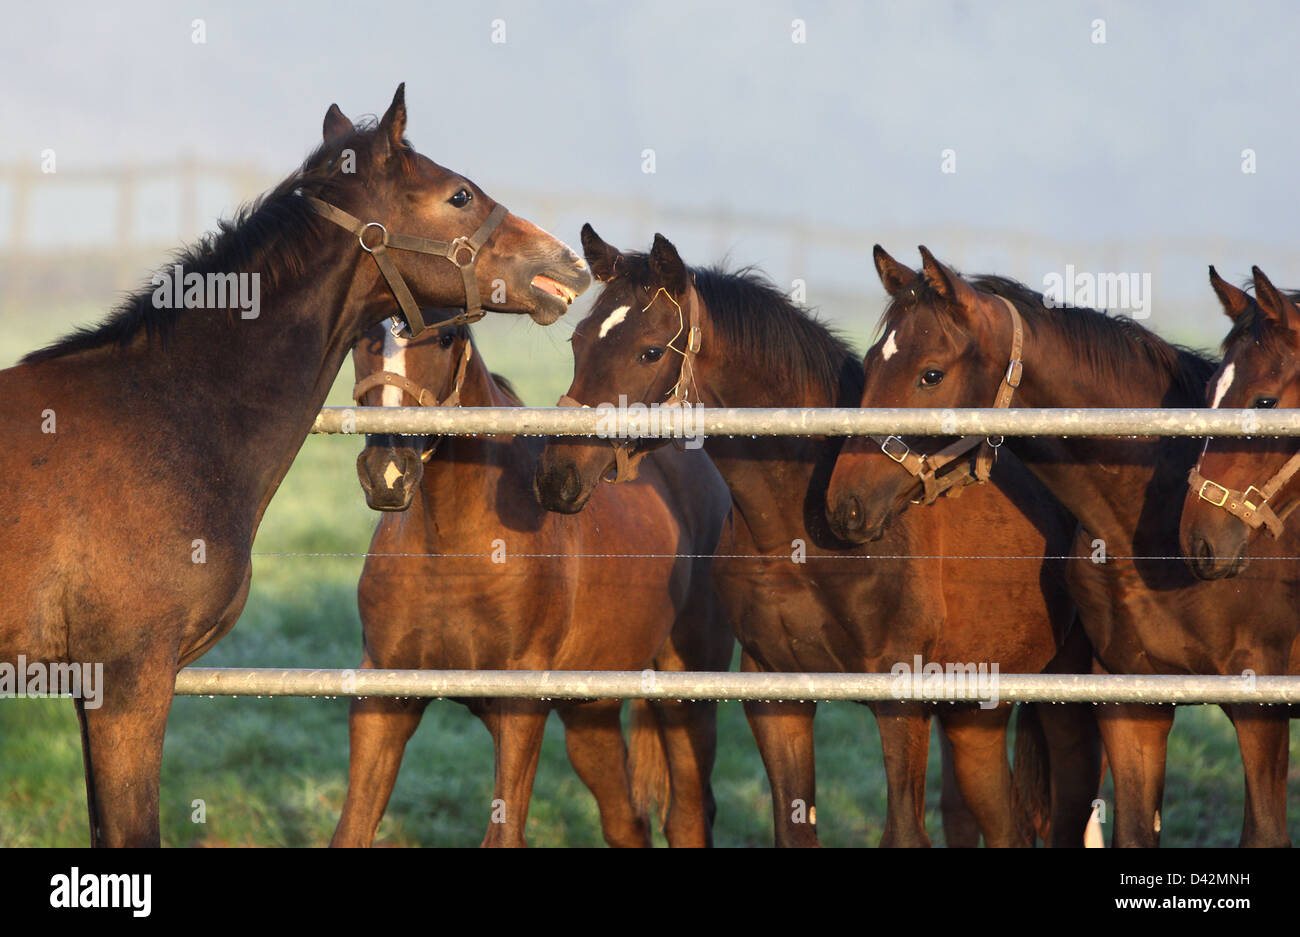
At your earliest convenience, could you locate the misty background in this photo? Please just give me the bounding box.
[2,0,1297,400]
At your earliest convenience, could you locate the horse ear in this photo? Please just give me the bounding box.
[580,223,623,281]
[918,246,984,328]
[1252,266,1297,331]
[649,233,689,296]
[323,104,353,145]
[873,245,918,296]
[376,83,408,159]
[1208,266,1252,321]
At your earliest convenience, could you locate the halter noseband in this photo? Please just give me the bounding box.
[557,281,703,484]
[1188,448,1300,538]
[303,195,508,338]
[353,325,474,462]
[872,295,1025,504]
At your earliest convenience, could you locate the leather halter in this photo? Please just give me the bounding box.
[872,295,1025,504]
[302,195,508,338]
[353,325,473,462]
[557,282,703,484]
[1188,448,1300,538]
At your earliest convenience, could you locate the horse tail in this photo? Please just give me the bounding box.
[628,698,670,830]
[1011,702,1052,844]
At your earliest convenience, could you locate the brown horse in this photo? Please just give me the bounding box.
[829,246,1296,847]
[1180,267,1300,577]
[0,86,590,846]
[534,227,1099,847]
[333,319,733,846]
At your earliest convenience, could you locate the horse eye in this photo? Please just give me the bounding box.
[640,347,665,363]
[1254,396,1279,409]
[440,333,456,349]
[448,188,472,208]
[920,368,945,387]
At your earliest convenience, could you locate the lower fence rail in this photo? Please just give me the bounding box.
[173,668,1300,705]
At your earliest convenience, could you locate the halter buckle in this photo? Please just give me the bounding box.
[1199,479,1230,507]
[1243,485,1268,511]
[1005,360,1023,389]
[447,236,477,267]
[880,435,911,463]
[359,222,388,254]
[389,316,409,339]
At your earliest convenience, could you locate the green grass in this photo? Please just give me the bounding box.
[0,305,1295,847]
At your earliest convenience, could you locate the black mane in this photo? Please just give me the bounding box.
[880,271,1218,401]
[23,119,409,364]
[610,252,863,401]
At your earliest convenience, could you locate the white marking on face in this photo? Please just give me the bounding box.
[599,305,631,339]
[881,330,899,361]
[381,326,408,408]
[1211,363,1235,408]
[383,461,403,489]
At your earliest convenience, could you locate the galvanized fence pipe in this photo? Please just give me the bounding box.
[173,669,1300,705]
[312,406,1300,437]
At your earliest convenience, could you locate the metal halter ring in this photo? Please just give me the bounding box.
[358,222,388,254]
[448,236,477,267]
[987,435,1005,449]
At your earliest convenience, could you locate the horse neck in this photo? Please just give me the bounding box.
[1008,321,1206,546]
[418,344,534,530]
[696,345,854,551]
[55,237,377,534]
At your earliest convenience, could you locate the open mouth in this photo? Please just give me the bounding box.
[531,275,578,305]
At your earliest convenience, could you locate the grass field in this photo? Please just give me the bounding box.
[0,303,1296,847]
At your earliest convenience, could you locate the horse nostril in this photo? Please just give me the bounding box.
[835,495,864,532]
[561,467,582,503]
[1197,538,1213,562]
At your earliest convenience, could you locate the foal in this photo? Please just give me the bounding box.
[1180,266,1300,578]
[332,320,733,846]
[830,247,1297,846]
[0,86,589,846]
[535,228,1099,847]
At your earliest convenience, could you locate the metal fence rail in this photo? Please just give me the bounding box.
[201,405,1296,706]
[311,406,1300,437]
[173,668,1300,704]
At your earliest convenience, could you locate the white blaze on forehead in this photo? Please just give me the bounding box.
[599,305,631,339]
[881,330,899,361]
[383,461,403,489]
[1210,363,1235,408]
[381,326,408,408]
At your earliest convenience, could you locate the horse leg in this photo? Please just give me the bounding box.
[555,700,650,848]
[869,700,933,847]
[481,698,551,848]
[1095,702,1174,847]
[937,726,980,847]
[1223,703,1291,847]
[935,705,1025,847]
[76,667,175,847]
[1037,702,1103,847]
[646,698,719,847]
[648,600,726,847]
[740,648,817,846]
[330,686,430,847]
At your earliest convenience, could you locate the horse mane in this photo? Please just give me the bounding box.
[1220,285,1300,358]
[611,252,863,401]
[23,119,414,365]
[488,372,523,406]
[879,271,1218,401]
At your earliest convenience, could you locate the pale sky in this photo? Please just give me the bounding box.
[2,0,1297,355]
